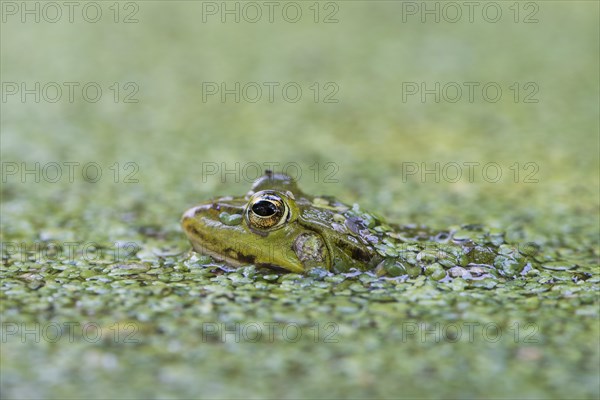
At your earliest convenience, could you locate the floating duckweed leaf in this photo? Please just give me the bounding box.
[449,266,467,278]
[468,279,498,289]
[519,242,541,257]
[324,275,346,284]
[307,267,329,280]
[375,259,407,278]
[416,250,438,264]
[494,256,524,276]
[27,280,45,290]
[105,263,150,276]
[452,230,476,242]
[542,261,578,271]
[152,246,185,257]
[424,263,447,281]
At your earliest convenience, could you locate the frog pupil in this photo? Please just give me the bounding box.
[252,201,278,217]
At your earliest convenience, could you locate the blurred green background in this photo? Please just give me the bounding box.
[1,1,599,399]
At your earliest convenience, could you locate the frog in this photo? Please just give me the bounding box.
[182,170,543,279]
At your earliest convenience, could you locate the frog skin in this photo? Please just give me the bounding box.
[182,171,538,278]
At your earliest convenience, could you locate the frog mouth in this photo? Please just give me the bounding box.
[189,241,292,274]
[188,237,305,274]
[188,238,257,268]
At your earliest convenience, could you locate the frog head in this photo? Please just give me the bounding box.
[181,171,378,273]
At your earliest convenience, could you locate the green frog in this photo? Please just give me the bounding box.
[182,171,540,279]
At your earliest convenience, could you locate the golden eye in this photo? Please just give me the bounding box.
[246,191,290,231]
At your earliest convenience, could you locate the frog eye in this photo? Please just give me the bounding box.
[246,191,290,231]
